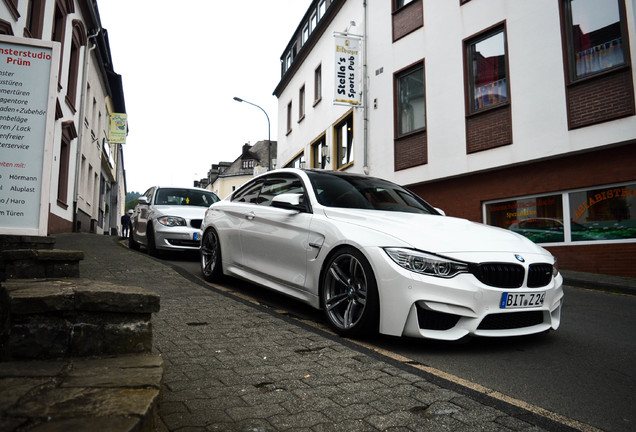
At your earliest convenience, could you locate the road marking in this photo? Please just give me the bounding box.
[353,341,604,432]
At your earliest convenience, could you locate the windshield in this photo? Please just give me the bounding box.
[307,171,438,215]
[154,188,219,207]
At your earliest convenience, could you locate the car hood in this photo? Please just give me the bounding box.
[322,207,546,255]
[151,205,207,219]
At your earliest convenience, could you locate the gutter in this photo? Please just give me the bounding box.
[72,27,100,231]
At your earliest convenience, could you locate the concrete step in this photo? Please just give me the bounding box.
[0,278,160,360]
[0,235,56,251]
[0,249,84,281]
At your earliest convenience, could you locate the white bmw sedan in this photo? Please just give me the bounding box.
[130,186,219,256]
[200,169,563,340]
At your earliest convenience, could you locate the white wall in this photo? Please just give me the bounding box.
[277,0,636,186]
[277,0,365,170]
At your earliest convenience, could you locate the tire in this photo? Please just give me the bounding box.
[320,247,379,337]
[128,228,140,251]
[200,228,223,282]
[146,224,160,257]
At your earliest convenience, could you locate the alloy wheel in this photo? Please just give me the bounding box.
[200,229,221,281]
[323,252,369,331]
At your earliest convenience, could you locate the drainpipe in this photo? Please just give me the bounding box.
[363,0,369,175]
[73,28,99,232]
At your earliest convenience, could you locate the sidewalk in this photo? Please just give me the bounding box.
[27,233,615,431]
[561,269,636,296]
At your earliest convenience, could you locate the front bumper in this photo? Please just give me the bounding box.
[154,225,202,251]
[366,248,564,340]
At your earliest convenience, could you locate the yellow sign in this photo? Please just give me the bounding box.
[109,113,127,144]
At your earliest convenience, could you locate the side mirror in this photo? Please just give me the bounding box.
[138,196,149,205]
[271,193,306,212]
[434,207,446,216]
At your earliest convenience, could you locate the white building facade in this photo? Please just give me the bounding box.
[274,0,636,277]
[0,0,127,236]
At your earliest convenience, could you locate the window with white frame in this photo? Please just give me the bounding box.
[302,23,309,46]
[285,52,292,71]
[484,183,636,244]
[318,0,326,19]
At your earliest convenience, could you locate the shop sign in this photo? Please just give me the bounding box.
[0,36,59,236]
[109,113,127,144]
[333,33,362,107]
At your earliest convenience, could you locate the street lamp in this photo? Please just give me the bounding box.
[233,97,271,170]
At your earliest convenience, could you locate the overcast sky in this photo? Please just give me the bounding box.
[97,1,312,194]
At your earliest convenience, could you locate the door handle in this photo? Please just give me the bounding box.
[246,212,255,220]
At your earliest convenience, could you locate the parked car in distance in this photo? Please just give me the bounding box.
[130,186,219,256]
[199,168,564,340]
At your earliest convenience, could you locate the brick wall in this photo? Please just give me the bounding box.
[392,0,423,42]
[407,143,636,277]
[394,131,427,171]
[567,69,635,129]
[466,105,512,153]
[545,243,636,278]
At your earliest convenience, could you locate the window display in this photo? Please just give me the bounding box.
[485,184,636,244]
[569,184,636,241]
[486,195,564,243]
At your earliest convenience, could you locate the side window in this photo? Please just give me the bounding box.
[563,0,627,81]
[466,26,509,114]
[314,64,322,104]
[311,135,327,169]
[334,112,354,169]
[396,62,426,137]
[285,150,306,169]
[259,174,306,207]
[232,180,262,204]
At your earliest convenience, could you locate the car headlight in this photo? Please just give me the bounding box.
[384,248,469,278]
[157,216,186,227]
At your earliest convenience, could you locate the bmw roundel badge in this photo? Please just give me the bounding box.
[515,254,525,263]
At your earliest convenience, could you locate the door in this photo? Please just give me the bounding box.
[238,173,313,290]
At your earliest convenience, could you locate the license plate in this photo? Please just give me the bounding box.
[193,232,199,241]
[500,292,545,309]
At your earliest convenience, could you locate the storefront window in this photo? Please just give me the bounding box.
[285,152,305,169]
[335,113,354,169]
[568,183,636,241]
[486,195,564,243]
